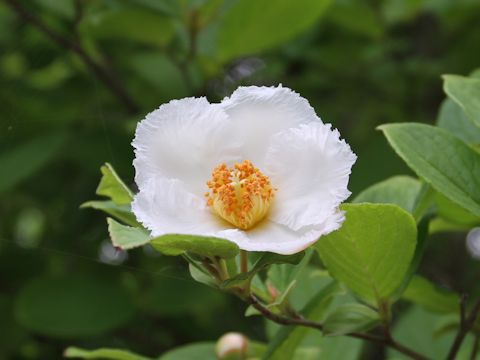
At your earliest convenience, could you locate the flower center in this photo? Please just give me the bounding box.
[206,160,276,230]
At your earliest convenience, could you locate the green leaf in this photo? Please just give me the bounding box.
[97,163,134,205]
[379,123,480,217]
[263,281,342,360]
[15,275,135,338]
[151,234,239,259]
[443,74,480,127]
[323,303,380,336]
[393,215,431,298]
[0,132,67,193]
[80,9,175,47]
[81,201,140,227]
[315,203,417,306]
[64,347,151,360]
[411,183,436,222]
[402,276,458,314]
[218,0,331,61]
[188,263,217,288]
[353,175,422,213]
[434,192,480,226]
[158,342,216,360]
[253,252,305,273]
[433,314,461,339]
[107,218,150,250]
[437,98,480,146]
[221,252,304,290]
[428,217,472,234]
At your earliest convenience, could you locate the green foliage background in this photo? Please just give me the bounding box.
[1,0,480,359]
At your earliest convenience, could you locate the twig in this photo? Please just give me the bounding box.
[4,0,140,114]
[447,299,480,360]
[246,295,430,360]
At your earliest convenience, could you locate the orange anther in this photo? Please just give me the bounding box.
[205,160,276,230]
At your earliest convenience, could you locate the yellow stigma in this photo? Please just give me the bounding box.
[206,160,276,230]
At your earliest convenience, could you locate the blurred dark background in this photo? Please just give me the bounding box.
[1,0,480,359]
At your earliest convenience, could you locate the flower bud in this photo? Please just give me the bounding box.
[215,332,249,360]
[267,283,279,300]
[466,227,480,259]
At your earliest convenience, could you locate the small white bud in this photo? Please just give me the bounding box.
[466,227,480,259]
[215,332,249,360]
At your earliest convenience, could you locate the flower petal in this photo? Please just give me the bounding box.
[132,177,229,236]
[219,213,344,255]
[265,122,357,231]
[133,97,242,196]
[220,85,320,166]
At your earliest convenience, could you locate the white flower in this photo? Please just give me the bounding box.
[132,85,356,255]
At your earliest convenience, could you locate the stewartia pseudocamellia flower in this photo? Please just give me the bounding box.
[132,85,356,255]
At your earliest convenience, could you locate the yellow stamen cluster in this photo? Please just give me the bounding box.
[206,160,276,230]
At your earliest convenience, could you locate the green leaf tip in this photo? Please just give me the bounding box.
[97,163,134,205]
[443,73,480,127]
